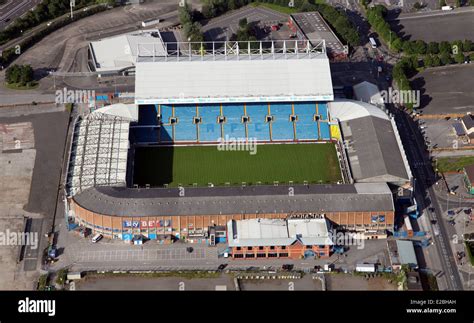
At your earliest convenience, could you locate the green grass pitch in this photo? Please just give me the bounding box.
[133,143,342,187]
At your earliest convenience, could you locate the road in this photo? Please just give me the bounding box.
[394,108,463,290]
[0,0,42,30]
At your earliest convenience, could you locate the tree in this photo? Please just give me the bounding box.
[391,37,403,52]
[463,39,473,52]
[440,52,453,65]
[412,40,427,54]
[427,42,439,54]
[238,18,247,29]
[432,55,441,67]
[454,52,465,64]
[402,41,414,54]
[423,55,433,67]
[451,40,464,54]
[455,0,461,7]
[439,41,451,54]
[5,64,33,84]
[439,0,447,7]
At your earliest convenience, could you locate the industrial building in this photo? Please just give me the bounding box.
[227,217,333,259]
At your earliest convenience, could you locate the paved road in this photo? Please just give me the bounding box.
[0,0,42,30]
[395,108,463,290]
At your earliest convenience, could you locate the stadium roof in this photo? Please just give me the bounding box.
[66,105,134,196]
[135,55,334,104]
[227,217,333,247]
[329,100,412,185]
[352,81,385,107]
[72,182,394,217]
[89,30,166,73]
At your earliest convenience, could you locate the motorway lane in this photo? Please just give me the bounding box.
[0,0,42,30]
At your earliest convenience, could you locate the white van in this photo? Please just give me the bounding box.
[91,233,103,243]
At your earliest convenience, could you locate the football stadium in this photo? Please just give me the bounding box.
[65,40,413,258]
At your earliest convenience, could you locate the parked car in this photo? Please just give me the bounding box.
[217,264,227,271]
[186,247,193,253]
[91,233,103,243]
[282,264,294,271]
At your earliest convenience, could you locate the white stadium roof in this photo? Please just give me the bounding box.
[135,55,334,104]
[66,106,132,196]
[227,217,333,247]
[89,30,167,73]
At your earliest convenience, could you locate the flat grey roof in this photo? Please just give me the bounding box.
[396,240,418,267]
[73,183,394,217]
[340,115,410,184]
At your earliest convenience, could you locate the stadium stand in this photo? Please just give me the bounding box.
[174,105,198,141]
[246,103,271,141]
[294,102,318,140]
[160,104,174,142]
[223,104,246,139]
[269,103,295,141]
[131,102,331,144]
[318,102,329,120]
[319,121,330,140]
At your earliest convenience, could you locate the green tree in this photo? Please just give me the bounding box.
[423,55,433,67]
[439,0,447,7]
[463,39,473,52]
[432,55,441,66]
[238,18,247,29]
[412,40,427,54]
[427,42,439,54]
[454,52,465,64]
[439,41,451,54]
[391,37,403,52]
[440,52,453,65]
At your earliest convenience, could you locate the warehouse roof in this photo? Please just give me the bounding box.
[135,55,333,104]
[329,100,412,184]
[227,217,333,247]
[72,182,394,217]
[396,240,418,268]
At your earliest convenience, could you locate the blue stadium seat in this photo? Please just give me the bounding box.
[269,103,294,141]
[198,104,221,142]
[319,121,330,140]
[246,103,270,141]
[130,127,160,143]
[222,104,246,140]
[174,105,197,141]
[159,104,174,142]
[138,105,159,126]
[317,102,328,120]
[294,102,318,140]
